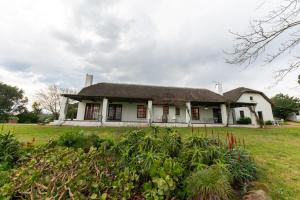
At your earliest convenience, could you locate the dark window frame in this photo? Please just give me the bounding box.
[84,103,101,120]
[191,107,200,120]
[163,105,169,115]
[107,104,122,121]
[240,110,245,118]
[250,96,253,100]
[137,105,147,119]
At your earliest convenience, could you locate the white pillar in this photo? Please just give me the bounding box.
[220,104,228,125]
[101,98,108,123]
[147,100,153,125]
[186,102,191,125]
[59,97,69,121]
[76,102,86,120]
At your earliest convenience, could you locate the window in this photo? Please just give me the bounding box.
[84,103,101,120]
[240,110,245,118]
[107,104,122,121]
[175,107,180,115]
[250,96,253,100]
[137,105,147,118]
[191,107,200,120]
[163,105,169,115]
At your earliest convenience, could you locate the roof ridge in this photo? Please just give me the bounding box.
[93,82,213,91]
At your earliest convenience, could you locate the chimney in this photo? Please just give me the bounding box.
[85,74,93,87]
[215,82,223,95]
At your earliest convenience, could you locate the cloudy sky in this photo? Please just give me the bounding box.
[1,0,299,104]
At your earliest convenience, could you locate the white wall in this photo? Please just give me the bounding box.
[153,105,163,122]
[235,93,274,121]
[152,105,186,123]
[176,106,186,123]
[109,102,148,122]
[191,106,219,124]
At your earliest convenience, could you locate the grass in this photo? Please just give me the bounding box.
[1,124,300,199]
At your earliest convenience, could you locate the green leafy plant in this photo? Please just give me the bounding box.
[223,148,257,184]
[0,129,257,199]
[237,117,252,124]
[264,120,273,125]
[0,132,21,169]
[58,131,102,151]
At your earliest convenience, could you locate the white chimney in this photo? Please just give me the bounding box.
[85,74,93,87]
[215,82,223,95]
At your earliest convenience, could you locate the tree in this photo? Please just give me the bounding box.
[0,82,28,122]
[36,85,61,120]
[32,102,42,115]
[271,93,300,119]
[36,85,76,120]
[227,0,300,82]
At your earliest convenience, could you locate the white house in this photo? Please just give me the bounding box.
[53,74,274,127]
[223,87,274,125]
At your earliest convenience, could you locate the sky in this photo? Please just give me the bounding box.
[0,0,300,105]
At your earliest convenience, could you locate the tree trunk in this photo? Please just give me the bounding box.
[247,105,263,128]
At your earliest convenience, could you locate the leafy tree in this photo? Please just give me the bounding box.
[32,102,42,115]
[0,82,28,122]
[271,93,300,119]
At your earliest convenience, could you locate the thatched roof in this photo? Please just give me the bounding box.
[64,82,226,104]
[223,87,272,105]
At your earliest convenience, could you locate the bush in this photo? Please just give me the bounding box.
[0,132,21,169]
[58,131,102,151]
[1,128,257,199]
[0,147,137,199]
[185,164,232,200]
[237,117,252,124]
[17,111,39,123]
[265,120,273,125]
[223,148,257,184]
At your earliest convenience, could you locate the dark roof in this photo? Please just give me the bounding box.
[223,87,272,105]
[65,82,226,104]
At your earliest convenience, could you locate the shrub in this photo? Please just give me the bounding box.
[17,111,39,123]
[0,147,139,199]
[0,132,21,169]
[264,120,273,125]
[58,131,102,151]
[185,164,232,200]
[237,117,252,124]
[0,128,257,199]
[223,148,257,184]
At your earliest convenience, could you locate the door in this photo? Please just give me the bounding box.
[213,108,222,123]
[162,105,169,123]
[107,104,122,121]
[191,107,200,120]
[258,111,263,122]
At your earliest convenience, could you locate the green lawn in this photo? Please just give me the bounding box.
[1,124,300,199]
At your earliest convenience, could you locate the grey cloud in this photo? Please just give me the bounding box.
[1,60,31,71]
[1,0,298,100]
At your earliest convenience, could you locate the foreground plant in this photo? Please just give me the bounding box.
[186,164,233,200]
[0,132,21,170]
[0,128,257,199]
